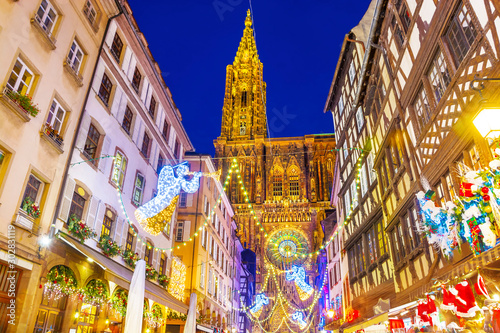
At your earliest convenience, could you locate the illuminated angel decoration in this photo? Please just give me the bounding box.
[135,163,202,235]
[286,265,314,300]
[249,293,269,317]
[291,311,307,329]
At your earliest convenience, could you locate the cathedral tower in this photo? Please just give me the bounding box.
[220,10,267,141]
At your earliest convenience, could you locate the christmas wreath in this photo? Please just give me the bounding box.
[158,274,170,288]
[21,196,41,218]
[45,265,78,296]
[122,249,139,268]
[68,214,96,244]
[98,234,121,258]
[109,288,128,317]
[81,279,109,305]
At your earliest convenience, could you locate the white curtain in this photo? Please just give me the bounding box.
[124,259,146,333]
[184,292,197,333]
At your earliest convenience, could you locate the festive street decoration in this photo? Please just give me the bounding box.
[67,214,97,244]
[122,249,139,268]
[266,229,309,268]
[97,234,121,258]
[286,265,314,300]
[135,163,202,235]
[417,156,500,256]
[109,288,128,318]
[417,295,437,326]
[145,263,159,280]
[346,308,359,323]
[44,265,78,300]
[21,196,41,218]
[146,304,165,329]
[291,311,307,329]
[168,256,186,301]
[158,274,169,288]
[81,279,109,305]
[249,293,269,317]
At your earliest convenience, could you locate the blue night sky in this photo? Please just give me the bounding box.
[129,0,373,154]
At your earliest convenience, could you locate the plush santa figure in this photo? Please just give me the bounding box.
[441,285,456,312]
[474,273,490,299]
[417,299,432,326]
[452,280,480,317]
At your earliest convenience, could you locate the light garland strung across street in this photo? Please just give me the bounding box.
[116,161,235,253]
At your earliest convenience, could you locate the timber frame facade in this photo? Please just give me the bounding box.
[325,0,500,328]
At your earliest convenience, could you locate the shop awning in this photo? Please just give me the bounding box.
[196,324,213,332]
[343,312,388,333]
[58,233,188,314]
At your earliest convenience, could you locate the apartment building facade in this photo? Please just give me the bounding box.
[0,0,121,331]
[176,153,237,333]
[325,0,500,330]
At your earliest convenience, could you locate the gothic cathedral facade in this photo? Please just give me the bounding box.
[214,10,336,331]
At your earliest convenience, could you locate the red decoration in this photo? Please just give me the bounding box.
[441,286,456,311]
[483,194,491,202]
[482,187,489,194]
[452,281,480,318]
[474,273,490,298]
[346,308,359,322]
[460,182,474,197]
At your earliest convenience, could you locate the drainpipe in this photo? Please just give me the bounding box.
[49,1,124,238]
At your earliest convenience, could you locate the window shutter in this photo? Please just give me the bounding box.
[121,47,132,73]
[86,196,100,229]
[132,118,143,145]
[136,240,145,258]
[183,220,191,242]
[58,178,76,223]
[94,207,105,238]
[75,115,91,150]
[187,193,193,207]
[110,87,123,117]
[99,136,112,172]
[152,249,159,270]
[104,22,118,48]
[119,218,129,246]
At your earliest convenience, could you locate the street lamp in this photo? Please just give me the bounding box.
[472,108,500,140]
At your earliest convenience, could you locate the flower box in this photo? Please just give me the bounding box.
[67,214,96,244]
[97,234,121,258]
[158,274,169,288]
[146,263,158,280]
[41,124,64,153]
[1,87,33,122]
[122,249,139,268]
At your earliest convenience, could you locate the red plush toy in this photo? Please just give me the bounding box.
[452,280,480,317]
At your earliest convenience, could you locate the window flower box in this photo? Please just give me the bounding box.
[122,249,139,268]
[158,274,169,288]
[21,197,41,218]
[1,87,39,121]
[41,124,64,153]
[145,263,158,280]
[67,214,96,244]
[14,210,40,235]
[97,234,121,258]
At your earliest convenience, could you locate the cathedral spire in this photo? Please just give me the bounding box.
[219,10,267,141]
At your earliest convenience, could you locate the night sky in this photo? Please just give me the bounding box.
[129,0,373,155]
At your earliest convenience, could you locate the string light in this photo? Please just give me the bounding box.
[168,257,186,302]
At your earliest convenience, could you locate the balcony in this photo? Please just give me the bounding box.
[30,14,57,50]
[40,124,64,154]
[1,87,33,122]
[13,210,40,235]
[63,60,84,87]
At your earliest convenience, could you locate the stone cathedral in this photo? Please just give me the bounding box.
[214,10,336,332]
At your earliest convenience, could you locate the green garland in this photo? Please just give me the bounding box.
[158,274,170,288]
[166,309,187,321]
[110,288,128,317]
[81,279,108,305]
[21,197,41,218]
[146,263,158,280]
[68,214,97,244]
[98,234,121,258]
[46,265,78,295]
[7,90,40,116]
[122,249,139,268]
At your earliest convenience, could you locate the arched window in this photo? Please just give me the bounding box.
[76,279,108,332]
[272,168,283,199]
[145,240,153,264]
[241,90,247,107]
[288,166,300,199]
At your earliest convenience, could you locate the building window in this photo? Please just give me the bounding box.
[350,182,358,209]
[21,174,43,214]
[392,222,406,261]
[160,252,166,275]
[239,122,246,136]
[179,192,187,208]
[46,99,66,133]
[101,211,114,238]
[162,120,170,141]
[367,227,377,264]
[241,90,247,107]
[273,169,283,199]
[445,172,457,199]
[122,106,133,134]
[391,16,405,48]
[413,85,432,130]
[175,221,184,242]
[98,73,113,106]
[201,228,207,248]
[83,0,97,25]
[133,173,145,206]
[445,3,477,66]
[376,221,386,256]
[356,107,364,132]
[396,0,411,32]
[157,154,165,173]
[468,144,481,169]
[110,33,123,63]
[111,150,127,188]
[404,208,420,251]
[338,95,344,115]
[164,218,171,238]
[427,49,450,103]
[174,140,181,159]
[366,153,376,184]
[288,167,300,199]
[67,40,84,74]
[125,227,135,252]
[348,62,356,85]
[83,124,101,161]
[35,0,58,34]
[144,241,152,264]
[356,241,365,273]
[7,58,35,95]
[149,96,156,119]
[360,164,368,197]
[141,132,150,158]
[344,190,351,215]
[343,142,348,160]
[131,67,142,93]
[68,190,86,222]
[200,261,205,288]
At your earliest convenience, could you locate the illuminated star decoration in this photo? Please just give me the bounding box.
[291,311,307,329]
[286,265,314,300]
[249,293,269,317]
[135,163,202,235]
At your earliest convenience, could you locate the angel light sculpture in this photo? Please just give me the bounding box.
[286,265,314,300]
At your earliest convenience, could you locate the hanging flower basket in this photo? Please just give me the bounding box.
[45,265,78,297]
[98,234,121,258]
[146,263,158,280]
[158,274,170,288]
[80,279,109,305]
[122,249,139,268]
[68,214,96,244]
[21,197,41,218]
[109,289,128,318]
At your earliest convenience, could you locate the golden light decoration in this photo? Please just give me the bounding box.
[187,169,222,182]
[168,257,186,302]
[137,196,178,236]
